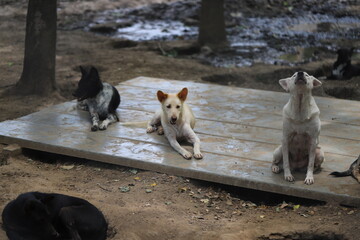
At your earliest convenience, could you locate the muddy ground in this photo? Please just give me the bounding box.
[0,0,359,239]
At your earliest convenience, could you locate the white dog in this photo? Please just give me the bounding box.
[147,88,203,160]
[272,72,325,185]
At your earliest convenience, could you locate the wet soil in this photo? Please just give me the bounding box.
[82,0,360,67]
[0,0,360,240]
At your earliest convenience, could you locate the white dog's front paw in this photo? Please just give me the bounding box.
[271,164,280,173]
[284,174,295,182]
[182,151,192,160]
[193,152,203,159]
[304,176,314,185]
[304,177,314,185]
[146,126,156,133]
[304,171,314,185]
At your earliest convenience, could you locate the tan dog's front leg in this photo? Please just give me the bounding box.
[184,125,203,159]
[304,138,317,185]
[166,132,192,159]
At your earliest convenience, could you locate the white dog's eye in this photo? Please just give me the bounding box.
[166,104,171,108]
[176,105,180,109]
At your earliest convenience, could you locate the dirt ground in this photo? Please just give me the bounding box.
[0,0,359,239]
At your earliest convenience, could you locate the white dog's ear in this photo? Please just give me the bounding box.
[279,78,290,92]
[177,88,188,102]
[312,77,322,88]
[157,90,168,102]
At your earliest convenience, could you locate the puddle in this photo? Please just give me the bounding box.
[114,20,196,41]
[73,0,360,67]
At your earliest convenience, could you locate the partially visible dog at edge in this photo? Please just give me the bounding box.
[2,192,108,240]
[73,66,120,131]
[147,88,203,160]
[272,71,325,185]
[330,155,360,183]
[327,48,360,80]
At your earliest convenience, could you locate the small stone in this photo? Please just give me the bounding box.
[129,169,138,174]
[119,186,130,193]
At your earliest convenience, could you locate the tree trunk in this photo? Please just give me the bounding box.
[15,0,57,96]
[198,0,227,48]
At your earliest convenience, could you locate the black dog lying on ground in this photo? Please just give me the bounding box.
[327,48,360,80]
[73,66,120,131]
[330,155,360,183]
[2,192,108,240]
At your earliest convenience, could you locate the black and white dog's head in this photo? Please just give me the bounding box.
[73,66,103,101]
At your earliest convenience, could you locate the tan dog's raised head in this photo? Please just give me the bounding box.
[157,88,188,125]
[279,71,322,94]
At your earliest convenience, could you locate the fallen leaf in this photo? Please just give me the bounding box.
[178,187,187,192]
[260,215,265,219]
[279,202,289,209]
[200,199,209,204]
[293,205,300,210]
[308,210,315,215]
[150,183,157,187]
[145,189,152,193]
[134,177,141,181]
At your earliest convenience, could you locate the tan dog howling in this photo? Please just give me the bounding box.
[147,88,203,160]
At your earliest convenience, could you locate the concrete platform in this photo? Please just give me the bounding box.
[0,77,359,206]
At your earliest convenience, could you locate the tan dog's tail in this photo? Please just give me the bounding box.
[120,121,148,128]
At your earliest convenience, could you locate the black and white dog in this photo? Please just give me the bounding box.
[327,48,360,80]
[73,66,120,131]
[2,192,108,240]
